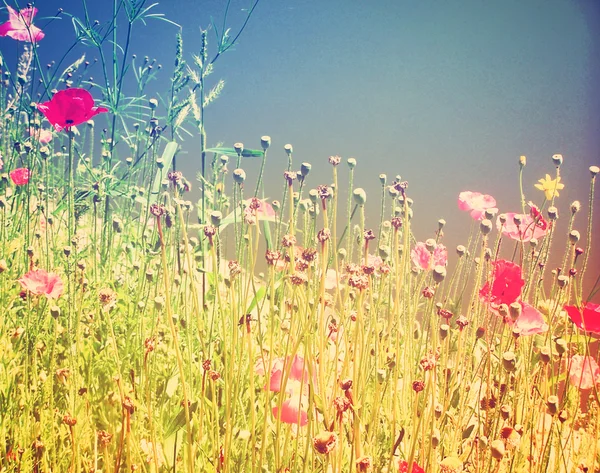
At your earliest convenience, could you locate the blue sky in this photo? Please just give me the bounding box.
[2,0,599,295]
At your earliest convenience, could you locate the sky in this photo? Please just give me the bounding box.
[1,0,599,297]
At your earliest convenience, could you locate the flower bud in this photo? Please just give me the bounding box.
[557,275,569,288]
[547,395,559,415]
[551,154,563,167]
[502,351,516,372]
[570,201,581,214]
[234,142,244,154]
[554,338,567,355]
[284,143,293,155]
[439,324,449,340]
[347,158,356,169]
[547,206,558,220]
[433,265,446,283]
[480,219,493,235]
[210,211,222,226]
[300,162,311,177]
[540,347,551,364]
[509,302,521,322]
[260,136,271,150]
[569,230,580,244]
[353,188,366,205]
[233,168,246,184]
[490,440,505,460]
[590,165,599,177]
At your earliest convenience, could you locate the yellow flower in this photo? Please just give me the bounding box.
[534,174,564,200]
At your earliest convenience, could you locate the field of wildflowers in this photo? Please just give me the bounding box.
[0,2,599,473]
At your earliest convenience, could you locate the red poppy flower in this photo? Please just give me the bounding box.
[399,461,425,473]
[479,259,524,310]
[9,167,31,185]
[18,269,64,299]
[564,302,600,335]
[37,88,109,132]
[0,6,44,43]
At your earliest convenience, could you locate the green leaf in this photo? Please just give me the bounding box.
[246,286,266,315]
[204,147,264,158]
[148,141,178,207]
[462,423,475,439]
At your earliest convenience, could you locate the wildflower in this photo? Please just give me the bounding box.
[497,212,547,242]
[18,269,64,299]
[97,430,113,447]
[479,260,524,311]
[528,202,548,230]
[0,6,45,43]
[37,88,109,133]
[312,431,338,454]
[500,427,521,449]
[98,287,117,310]
[62,415,77,427]
[419,351,437,371]
[328,155,341,166]
[356,456,373,472]
[456,315,469,330]
[290,272,308,286]
[568,355,600,390]
[411,241,447,271]
[398,461,425,473]
[458,191,497,221]
[412,380,425,393]
[564,302,600,335]
[534,174,564,200]
[265,250,281,266]
[513,303,548,336]
[9,167,30,185]
[317,228,331,243]
[272,394,308,426]
[29,127,53,144]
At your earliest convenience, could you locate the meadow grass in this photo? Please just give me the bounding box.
[0,2,599,473]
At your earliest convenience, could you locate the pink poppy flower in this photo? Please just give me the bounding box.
[479,259,524,310]
[18,269,64,299]
[399,461,425,473]
[9,168,31,185]
[266,355,308,393]
[514,302,548,336]
[411,242,447,271]
[37,88,109,133]
[29,127,53,144]
[272,395,308,426]
[244,198,276,219]
[0,6,44,43]
[568,355,600,390]
[497,213,547,242]
[564,302,600,335]
[458,191,497,220]
[324,269,338,290]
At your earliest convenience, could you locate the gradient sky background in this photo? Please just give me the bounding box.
[2,0,599,297]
